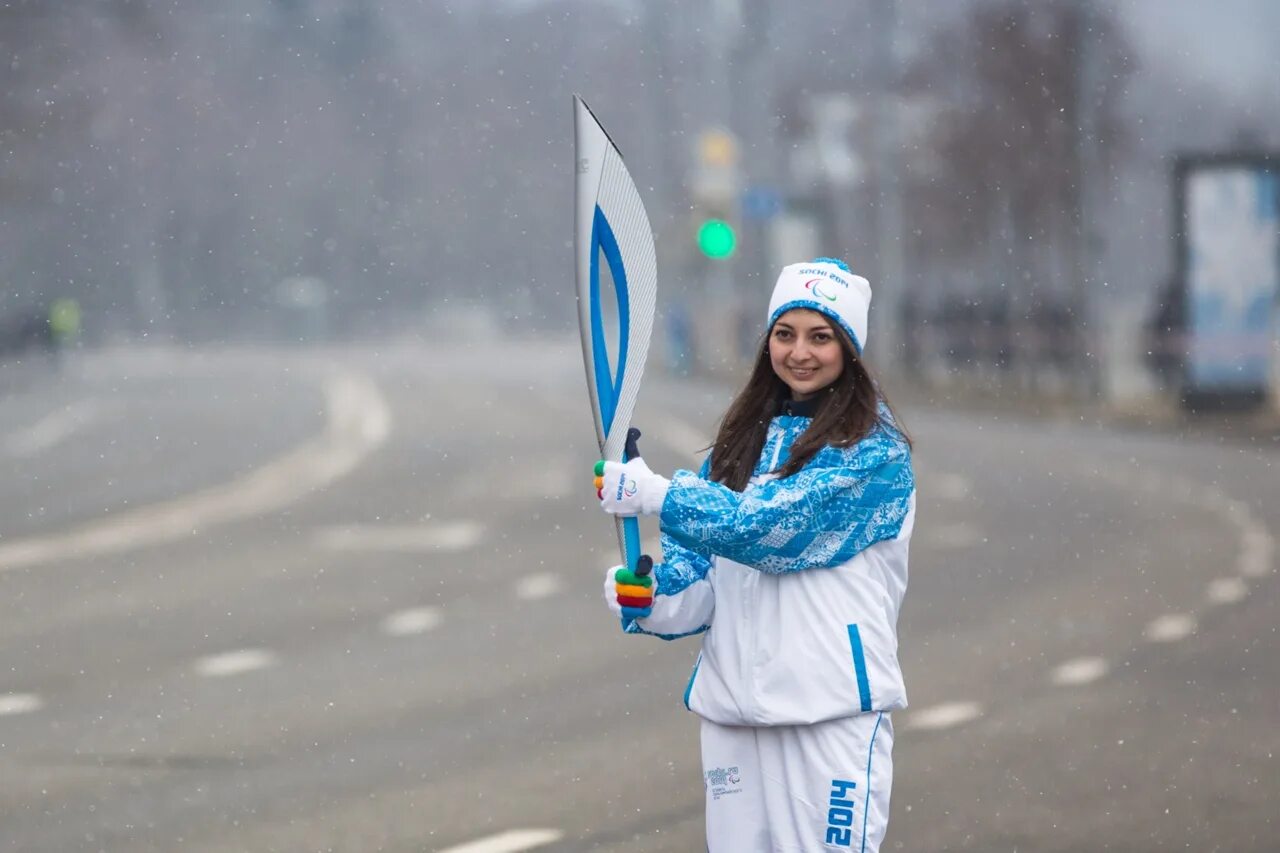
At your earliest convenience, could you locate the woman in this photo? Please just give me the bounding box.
[593,257,915,852]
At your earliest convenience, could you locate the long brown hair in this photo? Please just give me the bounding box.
[707,317,911,491]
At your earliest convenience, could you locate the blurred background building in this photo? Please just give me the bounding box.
[2,0,1278,410]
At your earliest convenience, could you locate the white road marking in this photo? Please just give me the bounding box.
[515,573,562,600]
[1206,577,1248,605]
[461,455,574,502]
[435,829,564,853]
[1239,525,1274,578]
[4,400,105,457]
[926,522,983,549]
[381,607,442,637]
[194,649,277,678]
[0,693,43,716]
[1144,613,1197,643]
[1051,656,1110,686]
[540,466,574,501]
[0,368,390,573]
[931,473,972,501]
[316,521,484,553]
[1095,464,1274,647]
[904,701,982,731]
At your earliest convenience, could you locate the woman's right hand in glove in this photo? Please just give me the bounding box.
[603,564,654,620]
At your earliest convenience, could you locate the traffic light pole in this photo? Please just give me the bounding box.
[869,0,904,370]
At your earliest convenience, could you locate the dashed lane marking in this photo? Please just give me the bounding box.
[926,522,983,550]
[539,467,575,501]
[4,400,105,457]
[1206,577,1248,606]
[381,607,443,637]
[1100,466,1274,585]
[435,829,564,853]
[515,573,562,601]
[0,693,43,716]
[1095,464,1273,658]
[0,368,391,573]
[1051,656,1110,686]
[458,456,573,503]
[1239,525,1274,578]
[194,649,278,678]
[904,701,982,732]
[931,473,972,501]
[315,521,484,553]
[1144,613,1197,643]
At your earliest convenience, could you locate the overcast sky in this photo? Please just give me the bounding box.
[1119,0,1280,96]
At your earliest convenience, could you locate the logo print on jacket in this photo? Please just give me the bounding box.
[704,766,743,801]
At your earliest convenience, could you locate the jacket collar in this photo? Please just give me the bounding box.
[778,396,820,418]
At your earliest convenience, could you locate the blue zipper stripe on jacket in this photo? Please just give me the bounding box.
[860,712,884,853]
[847,624,873,712]
[683,653,702,709]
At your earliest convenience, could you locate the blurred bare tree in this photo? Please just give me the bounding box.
[910,0,1132,291]
[1,0,670,341]
[2,3,154,305]
[905,0,1133,381]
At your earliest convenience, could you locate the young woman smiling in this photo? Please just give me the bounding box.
[768,309,845,398]
[593,257,915,853]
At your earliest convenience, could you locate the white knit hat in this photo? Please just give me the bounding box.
[766,257,872,353]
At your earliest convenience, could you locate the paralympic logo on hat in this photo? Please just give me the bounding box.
[804,278,839,303]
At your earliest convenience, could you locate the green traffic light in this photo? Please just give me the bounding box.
[697,218,736,259]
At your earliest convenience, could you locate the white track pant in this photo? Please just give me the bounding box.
[701,713,893,853]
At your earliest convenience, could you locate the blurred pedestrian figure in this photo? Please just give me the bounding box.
[0,306,54,362]
[48,297,82,367]
[1144,276,1184,390]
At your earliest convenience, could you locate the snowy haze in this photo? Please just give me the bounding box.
[1,0,1277,345]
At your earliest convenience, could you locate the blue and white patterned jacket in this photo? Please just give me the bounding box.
[618,405,915,726]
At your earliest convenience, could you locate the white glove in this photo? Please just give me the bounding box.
[603,565,622,616]
[602,562,655,619]
[596,457,670,517]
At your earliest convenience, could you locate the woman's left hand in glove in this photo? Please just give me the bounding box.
[593,457,670,517]
[603,564,655,619]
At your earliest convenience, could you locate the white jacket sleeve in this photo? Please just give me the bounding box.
[605,530,715,640]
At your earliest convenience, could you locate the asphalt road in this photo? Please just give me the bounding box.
[0,340,1275,852]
